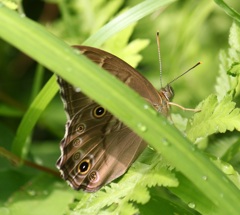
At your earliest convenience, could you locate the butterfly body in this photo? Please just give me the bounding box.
[57,46,173,192]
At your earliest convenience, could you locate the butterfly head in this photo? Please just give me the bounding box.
[160,84,174,101]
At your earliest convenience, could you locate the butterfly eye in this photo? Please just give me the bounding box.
[93,106,106,118]
[78,159,91,175]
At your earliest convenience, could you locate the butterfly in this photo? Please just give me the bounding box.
[56,45,199,192]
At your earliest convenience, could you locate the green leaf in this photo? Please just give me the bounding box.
[228,62,240,76]
[215,23,240,99]
[215,50,231,99]
[103,23,150,67]
[187,94,240,142]
[229,22,240,52]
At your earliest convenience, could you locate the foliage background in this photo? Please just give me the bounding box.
[0,0,240,214]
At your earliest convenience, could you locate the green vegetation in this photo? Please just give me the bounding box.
[0,0,240,214]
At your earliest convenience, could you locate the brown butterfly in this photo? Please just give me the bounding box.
[56,45,199,192]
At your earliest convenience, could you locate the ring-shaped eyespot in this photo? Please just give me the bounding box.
[72,151,82,162]
[88,170,99,183]
[72,138,82,147]
[92,106,106,118]
[78,158,91,175]
[76,123,85,134]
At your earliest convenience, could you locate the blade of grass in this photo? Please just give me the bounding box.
[30,64,45,102]
[83,0,176,46]
[11,76,58,159]
[214,0,240,23]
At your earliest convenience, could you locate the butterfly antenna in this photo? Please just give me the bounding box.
[156,32,163,88]
[167,62,201,85]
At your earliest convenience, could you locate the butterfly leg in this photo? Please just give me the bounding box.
[168,102,201,112]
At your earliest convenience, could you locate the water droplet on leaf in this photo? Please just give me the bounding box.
[188,202,196,209]
[143,104,149,109]
[162,138,170,146]
[137,123,147,132]
[222,163,234,175]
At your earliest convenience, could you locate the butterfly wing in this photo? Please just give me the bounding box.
[78,46,167,111]
[57,77,146,192]
[57,46,168,192]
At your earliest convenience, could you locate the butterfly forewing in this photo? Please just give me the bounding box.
[77,46,169,113]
